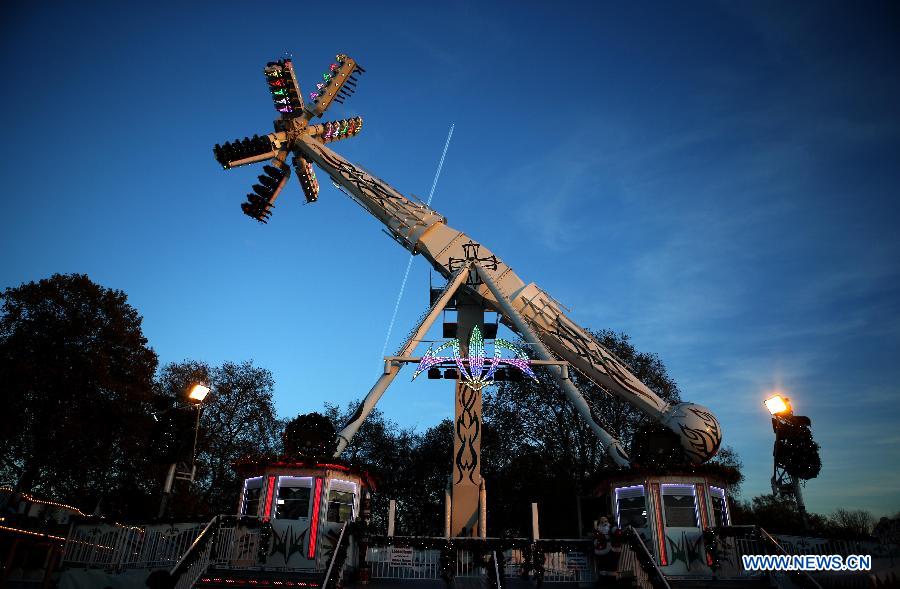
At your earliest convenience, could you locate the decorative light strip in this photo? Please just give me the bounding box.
[263,475,277,521]
[0,524,66,542]
[661,483,700,529]
[241,476,263,517]
[317,463,351,472]
[199,578,319,587]
[0,486,142,532]
[650,483,667,566]
[695,484,709,529]
[318,117,363,143]
[308,477,324,559]
[412,325,538,391]
[710,485,730,525]
[264,60,303,115]
[0,486,87,517]
[307,54,363,115]
[277,476,314,485]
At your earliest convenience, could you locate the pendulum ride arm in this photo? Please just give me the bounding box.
[216,54,722,464]
[333,262,473,456]
[295,136,723,464]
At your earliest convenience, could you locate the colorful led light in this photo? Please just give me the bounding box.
[263,475,277,521]
[412,326,538,391]
[650,483,667,566]
[315,117,363,143]
[308,478,323,559]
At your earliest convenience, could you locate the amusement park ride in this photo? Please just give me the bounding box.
[212,53,724,537]
[55,52,747,589]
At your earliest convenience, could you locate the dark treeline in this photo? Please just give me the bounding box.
[0,274,283,520]
[0,273,880,540]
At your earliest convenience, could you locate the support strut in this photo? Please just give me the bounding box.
[473,264,631,467]
[334,262,473,456]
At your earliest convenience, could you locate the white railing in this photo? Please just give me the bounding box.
[366,546,442,579]
[169,516,222,589]
[62,523,206,572]
[710,526,825,588]
[618,543,646,588]
[619,528,670,589]
[542,549,595,583]
[322,521,349,589]
[365,543,594,583]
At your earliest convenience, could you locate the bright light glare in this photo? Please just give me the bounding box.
[188,384,210,403]
[765,394,790,415]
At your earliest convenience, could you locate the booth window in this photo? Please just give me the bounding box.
[327,490,354,523]
[615,486,648,528]
[242,478,264,517]
[709,486,729,527]
[277,485,312,519]
[619,497,648,527]
[662,487,698,528]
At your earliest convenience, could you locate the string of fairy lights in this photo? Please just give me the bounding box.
[0,486,142,531]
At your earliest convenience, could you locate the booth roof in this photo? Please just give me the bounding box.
[586,463,743,492]
[232,454,377,489]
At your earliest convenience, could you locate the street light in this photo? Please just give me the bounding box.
[765,394,792,416]
[188,383,210,403]
[157,382,211,519]
[187,383,210,474]
[765,392,819,533]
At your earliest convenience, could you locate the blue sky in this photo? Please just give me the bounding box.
[2,2,898,517]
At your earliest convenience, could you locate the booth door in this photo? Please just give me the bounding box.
[316,479,358,568]
[267,476,315,568]
[659,484,705,574]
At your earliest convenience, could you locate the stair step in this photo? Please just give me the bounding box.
[194,567,324,588]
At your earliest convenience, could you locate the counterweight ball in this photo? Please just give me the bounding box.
[660,402,723,464]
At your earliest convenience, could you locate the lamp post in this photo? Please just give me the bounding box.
[187,383,210,473]
[157,383,210,519]
[765,393,810,532]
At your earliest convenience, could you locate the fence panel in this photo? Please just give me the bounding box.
[61,523,205,572]
[365,543,595,583]
[366,546,442,580]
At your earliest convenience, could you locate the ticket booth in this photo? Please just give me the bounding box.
[595,467,737,576]
[233,458,374,571]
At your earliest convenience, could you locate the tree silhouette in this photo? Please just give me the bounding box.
[156,360,282,517]
[0,273,158,517]
[283,412,335,458]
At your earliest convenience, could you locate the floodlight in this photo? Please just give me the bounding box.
[765,394,791,415]
[188,384,211,403]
